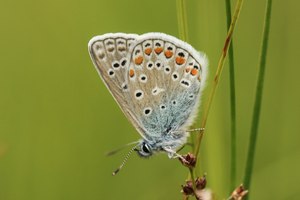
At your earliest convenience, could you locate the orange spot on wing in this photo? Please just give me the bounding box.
[164,50,173,58]
[191,68,198,76]
[144,48,152,55]
[129,69,135,77]
[154,47,163,54]
[134,56,144,65]
[175,57,185,65]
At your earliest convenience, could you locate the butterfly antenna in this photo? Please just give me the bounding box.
[106,141,140,156]
[112,144,139,176]
[188,128,205,132]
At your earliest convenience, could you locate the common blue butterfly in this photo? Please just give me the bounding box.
[88,33,208,174]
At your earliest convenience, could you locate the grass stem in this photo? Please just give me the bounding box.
[176,0,189,42]
[243,0,273,199]
[176,0,197,185]
[225,0,237,192]
[193,0,244,159]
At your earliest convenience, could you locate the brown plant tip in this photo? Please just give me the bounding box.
[181,180,194,196]
[230,184,248,200]
[179,152,197,168]
[195,174,207,190]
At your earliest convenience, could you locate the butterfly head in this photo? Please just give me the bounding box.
[134,133,187,158]
[135,141,153,158]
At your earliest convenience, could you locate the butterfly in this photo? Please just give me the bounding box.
[88,33,208,174]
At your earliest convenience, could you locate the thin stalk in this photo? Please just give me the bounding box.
[225,0,237,191]
[176,0,196,186]
[189,168,196,190]
[243,0,273,198]
[176,0,189,42]
[193,0,244,159]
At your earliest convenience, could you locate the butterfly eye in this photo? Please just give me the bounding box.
[136,142,152,157]
[142,143,151,153]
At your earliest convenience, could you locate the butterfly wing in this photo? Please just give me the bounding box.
[88,33,148,135]
[126,33,208,141]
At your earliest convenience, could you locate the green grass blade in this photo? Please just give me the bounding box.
[243,0,273,198]
[225,0,237,192]
[176,0,189,42]
[193,0,244,159]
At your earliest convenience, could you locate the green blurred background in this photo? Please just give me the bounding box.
[0,0,299,199]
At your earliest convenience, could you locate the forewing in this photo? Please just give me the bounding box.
[88,33,147,134]
[126,33,208,140]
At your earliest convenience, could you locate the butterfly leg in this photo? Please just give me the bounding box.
[163,146,188,162]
